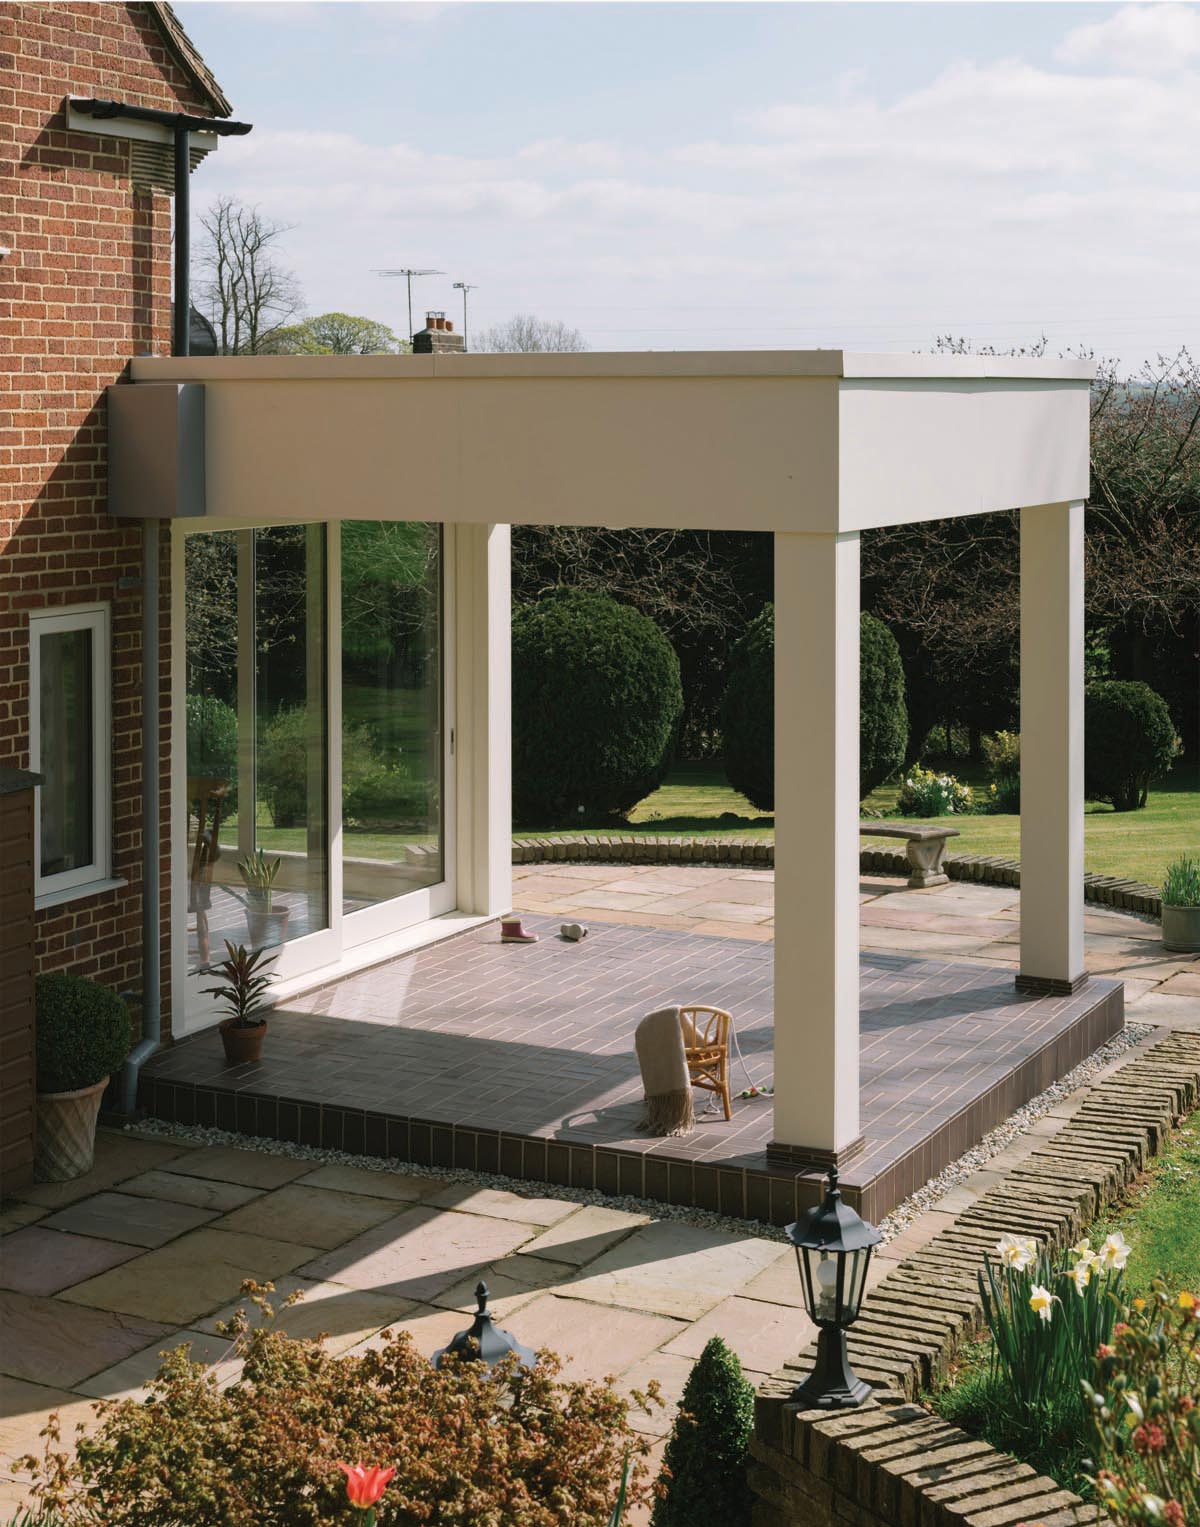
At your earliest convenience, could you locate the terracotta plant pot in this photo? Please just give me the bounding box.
[220,1018,268,1066]
[1162,904,1200,954]
[35,1076,110,1182]
[245,904,289,949]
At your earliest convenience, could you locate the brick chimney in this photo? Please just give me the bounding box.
[412,310,465,355]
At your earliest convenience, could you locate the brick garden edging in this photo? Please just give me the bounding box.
[510,836,1165,918]
[748,1029,1200,1527]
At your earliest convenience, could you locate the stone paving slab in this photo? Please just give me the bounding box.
[422,1183,581,1226]
[162,1145,315,1190]
[60,1227,322,1326]
[517,1205,649,1265]
[117,1168,265,1212]
[10,1134,196,1210]
[77,1328,243,1402]
[498,1291,685,1384]
[195,1274,416,1354]
[39,1190,217,1248]
[0,1289,172,1387]
[295,1163,434,1202]
[662,1294,814,1375]
[212,1183,405,1249]
[0,1225,141,1294]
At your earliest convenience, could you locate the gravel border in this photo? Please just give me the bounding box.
[128,1022,1152,1248]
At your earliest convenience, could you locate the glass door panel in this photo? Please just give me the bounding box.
[340,522,444,916]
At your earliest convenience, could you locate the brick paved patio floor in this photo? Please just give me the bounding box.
[142,872,1140,1225]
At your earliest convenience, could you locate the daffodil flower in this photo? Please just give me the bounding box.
[1071,1258,1094,1296]
[997,1233,1037,1271]
[1029,1283,1055,1322]
[1126,1394,1145,1422]
[1099,1232,1130,1271]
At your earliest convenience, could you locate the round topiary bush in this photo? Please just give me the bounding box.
[1084,680,1179,812]
[35,973,133,1094]
[860,611,909,796]
[512,589,683,823]
[721,606,910,810]
[651,1335,754,1527]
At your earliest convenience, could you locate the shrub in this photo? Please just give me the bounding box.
[721,607,774,812]
[35,974,132,1094]
[860,612,909,796]
[186,693,238,812]
[512,589,683,823]
[20,1289,657,1527]
[1083,1280,1199,1527]
[651,1336,754,1527]
[1163,856,1200,908]
[1085,681,1179,812]
[259,709,412,829]
[721,608,910,811]
[257,705,312,828]
[982,729,1020,814]
[897,766,974,817]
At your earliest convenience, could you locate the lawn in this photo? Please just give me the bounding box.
[518,760,1199,889]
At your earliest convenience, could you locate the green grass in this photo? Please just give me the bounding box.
[517,760,1198,888]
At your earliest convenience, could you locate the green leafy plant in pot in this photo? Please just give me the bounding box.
[1161,855,1200,954]
[34,974,133,1181]
[236,849,289,948]
[203,940,277,1065]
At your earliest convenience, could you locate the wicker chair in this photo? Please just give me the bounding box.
[679,1004,732,1121]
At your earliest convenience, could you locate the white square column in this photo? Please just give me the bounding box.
[454,523,513,917]
[770,531,863,1168]
[1018,501,1087,995]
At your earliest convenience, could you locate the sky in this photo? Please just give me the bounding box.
[175,0,1200,366]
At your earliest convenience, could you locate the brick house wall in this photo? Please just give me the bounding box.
[0,2,226,1039]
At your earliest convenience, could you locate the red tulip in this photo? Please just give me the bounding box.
[338,1462,395,1510]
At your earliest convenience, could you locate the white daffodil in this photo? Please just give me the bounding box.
[1126,1393,1145,1423]
[997,1233,1037,1271]
[1029,1284,1055,1322]
[1071,1256,1096,1296]
[1100,1232,1130,1271]
[1070,1237,1093,1260]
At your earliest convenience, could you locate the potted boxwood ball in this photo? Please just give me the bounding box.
[1162,856,1200,953]
[203,939,277,1065]
[35,973,133,1182]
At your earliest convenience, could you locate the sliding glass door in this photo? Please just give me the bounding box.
[179,520,452,1027]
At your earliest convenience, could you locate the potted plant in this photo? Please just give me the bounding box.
[34,973,133,1181]
[1161,855,1200,953]
[203,940,277,1065]
[236,848,289,947]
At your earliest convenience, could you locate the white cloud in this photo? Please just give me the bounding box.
[1057,3,1200,73]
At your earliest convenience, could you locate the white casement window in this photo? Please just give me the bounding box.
[29,604,113,905]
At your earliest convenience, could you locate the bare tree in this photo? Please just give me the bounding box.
[197,196,303,355]
[476,313,589,353]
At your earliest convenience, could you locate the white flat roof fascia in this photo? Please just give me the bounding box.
[130,350,1096,385]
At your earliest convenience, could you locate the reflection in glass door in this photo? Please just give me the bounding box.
[340,522,444,919]
[184,526,328,975]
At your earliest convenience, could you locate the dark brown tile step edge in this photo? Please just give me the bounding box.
[748,1029,1200,1527]
[511,836,1164,917]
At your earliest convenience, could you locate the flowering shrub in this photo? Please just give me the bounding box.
[18,1285,658,1526]
[896,766,974,818]
[1084,1281,1199,1527]
[981,731,1020,814]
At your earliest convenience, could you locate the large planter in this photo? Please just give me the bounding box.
[1162,903,1200,954]
[35,1076,109,1182]
[245,904,289,949]
[220,1017,267,1066]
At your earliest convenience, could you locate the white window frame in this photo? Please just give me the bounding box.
[30,603,113,906]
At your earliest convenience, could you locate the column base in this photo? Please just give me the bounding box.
[766,1135,865,1172]
[1015,972,1090,997]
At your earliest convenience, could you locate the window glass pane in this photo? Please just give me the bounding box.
[341,522,443,913]
[39,627,94,877]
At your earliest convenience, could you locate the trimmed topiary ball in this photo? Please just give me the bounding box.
[651,1335,754,1527]
[1084,680,1179,812]
[721,606,909,810]
[35,973,133,1094]
[512,589,683,824]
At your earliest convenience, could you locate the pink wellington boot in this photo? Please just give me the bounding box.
[500,914,539,944]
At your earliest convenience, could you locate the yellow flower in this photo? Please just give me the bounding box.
[1133,1297,1146,1311]
[1179,1291,1197,1311]
[1029,1284,1055,1322]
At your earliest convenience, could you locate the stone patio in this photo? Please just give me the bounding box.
[138,872,1160,1225]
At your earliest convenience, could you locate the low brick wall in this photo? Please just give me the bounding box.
[511,836,1164,918]
[749,1030,1200,1527]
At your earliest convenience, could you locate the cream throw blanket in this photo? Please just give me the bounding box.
[635,1006,694,1136]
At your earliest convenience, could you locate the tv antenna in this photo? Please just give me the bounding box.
[452,281,478,349]
[375,267,444,344]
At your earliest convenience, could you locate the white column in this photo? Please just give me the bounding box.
[771,531,863,1164]
[1018,501,1086,994]
[454,522,512,917]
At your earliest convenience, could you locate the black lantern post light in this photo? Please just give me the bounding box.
[786,1168,883,1409]
[432,1282,537,1373]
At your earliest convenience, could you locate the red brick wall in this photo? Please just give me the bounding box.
[0,2,216,1037]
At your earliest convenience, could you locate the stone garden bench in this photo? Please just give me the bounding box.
[859,822,961,888]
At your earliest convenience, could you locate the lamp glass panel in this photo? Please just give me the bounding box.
[807,1247,841,1324]
[843,1247,871,1321]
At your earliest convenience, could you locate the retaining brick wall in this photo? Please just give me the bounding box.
[0,3,213,1032]
[749,1030,1200,1527]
